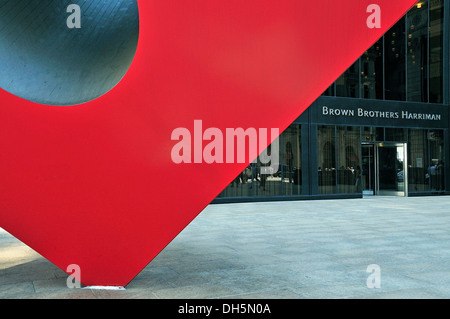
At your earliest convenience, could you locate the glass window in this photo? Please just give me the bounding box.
[361,40,384,99]
[408,129,429,192]
[318,126,336,194]
[220,124,302,198]
[428,130,445,191]
[408,129,445,192]
[407,1,429,102]
[254,140,282,196]
[220,166,255,198]
[281,125,302,196]
[429,0,444,103]
[385,128,407,141]
[336,60,360,98]
[336,127,361,193]
[361,127,384,142]
[385,17,406,101]
[322,83,335,96]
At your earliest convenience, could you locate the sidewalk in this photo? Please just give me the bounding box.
[1,196,450,299]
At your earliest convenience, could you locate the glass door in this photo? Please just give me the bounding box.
[376,143,407,196]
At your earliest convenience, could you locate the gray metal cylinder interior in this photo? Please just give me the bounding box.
[0,0,139,106]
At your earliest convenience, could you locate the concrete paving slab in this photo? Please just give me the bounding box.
[1,196,450,299]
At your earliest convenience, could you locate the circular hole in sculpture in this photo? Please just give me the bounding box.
[0,0,139,106]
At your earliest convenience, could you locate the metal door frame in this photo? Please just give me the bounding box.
[361,143,376,195]
[375,142,408,197]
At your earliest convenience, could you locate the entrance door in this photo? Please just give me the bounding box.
[376,143,407,196]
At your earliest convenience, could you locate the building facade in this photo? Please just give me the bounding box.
[214,0,450,203]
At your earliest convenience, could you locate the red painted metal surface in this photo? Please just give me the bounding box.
[0,0,417,286]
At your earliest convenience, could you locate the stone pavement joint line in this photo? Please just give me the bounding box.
[1,196,450,299]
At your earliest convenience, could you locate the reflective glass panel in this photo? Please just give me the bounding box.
[318,126,336,194]
[429,0,444,103]
[361,40,384,99]
[385,17,406,101]
[407,1,429,102]
[336,127,361,194]
[336,61,360,98]
[282,125,302,196]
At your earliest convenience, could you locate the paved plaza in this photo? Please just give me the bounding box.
[1,196,450,299]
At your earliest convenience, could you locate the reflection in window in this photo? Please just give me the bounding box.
[336,61,360,98]
[429,0,444,103]
[407,0,428,102]
[362,40,384,99]
[219,124,301,198]
[322,83,335,96]
[336,127,361,193]
[428,130,445,191]
[408,129,445,192]
[323,2,444,103]
[282,125,302,196]
[318,126,362,194]
[361,127,384,142]
[385,17,406,101]
[220,166,253,198]
[254,141,282,197]
[318,126,336,194]
[408,129,428,191]
[385,128,406,141]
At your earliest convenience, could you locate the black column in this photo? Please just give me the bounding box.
[445,1,450,193]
